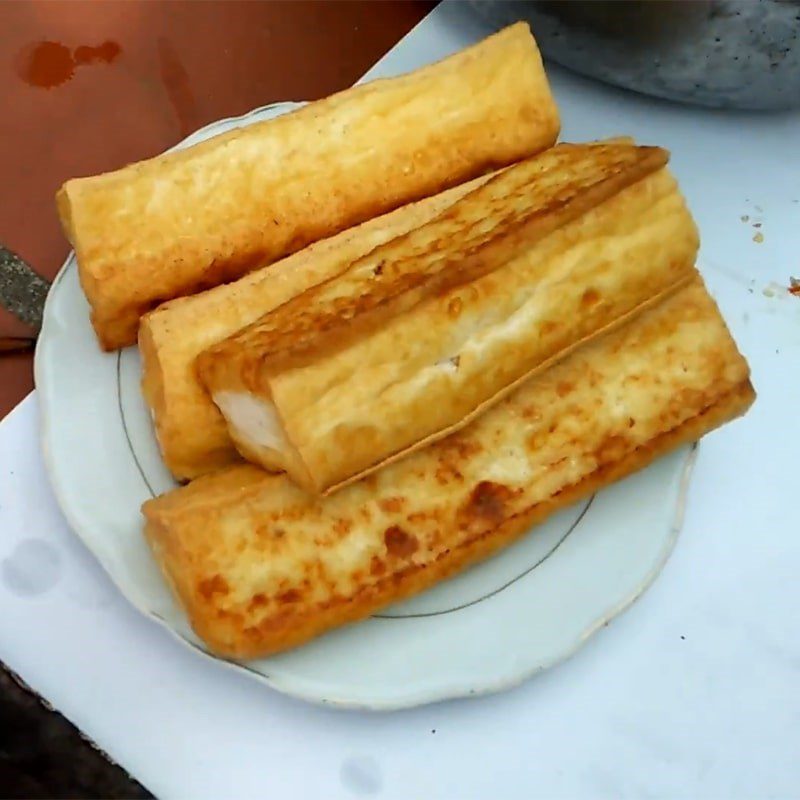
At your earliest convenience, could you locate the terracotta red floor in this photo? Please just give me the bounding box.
[0,3,432,796]
[0,0,433,417]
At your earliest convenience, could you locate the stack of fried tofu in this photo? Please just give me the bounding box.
[57,24,754,659]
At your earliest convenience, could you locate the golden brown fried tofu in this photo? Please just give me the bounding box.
[139,175,494,480]
[144,278,754,659]
[57,23,559,349]
[197,141,699,494]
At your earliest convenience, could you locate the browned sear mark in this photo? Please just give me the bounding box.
[440,434,482,460]
[556,380,573,397]
[384,526,418,558]
[277,588,301,604]
[435,462,464,485]
[198,574,229,600]
[540,320,559,336]
[370,556,386,576]
[332,518,352,536]
[379,496,406,513]
[581,287,601,309]
[461,480,516,526]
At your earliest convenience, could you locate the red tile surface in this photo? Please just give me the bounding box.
[0,0,432,417]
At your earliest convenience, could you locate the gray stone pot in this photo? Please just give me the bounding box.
[469,0,800,110]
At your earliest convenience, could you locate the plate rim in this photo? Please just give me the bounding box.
[34,101,698,710]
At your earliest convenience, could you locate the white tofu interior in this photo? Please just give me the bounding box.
[213,391,292,455]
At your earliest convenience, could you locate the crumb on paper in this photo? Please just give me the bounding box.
[753,232,764,243]
[741,214,750,222]
[753,222,762,228]
[789,277,800,297]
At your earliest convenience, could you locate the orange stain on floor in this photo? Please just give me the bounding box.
[16,39,121,89]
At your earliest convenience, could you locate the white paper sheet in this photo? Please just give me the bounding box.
[2,3,799,797]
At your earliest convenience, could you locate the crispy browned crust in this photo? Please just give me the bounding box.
[144,279,754,659]
[199,143,669,377]
[197,143,699,495]
[139,175,493,480]
[173,382,753,658]
[57,22,560,350]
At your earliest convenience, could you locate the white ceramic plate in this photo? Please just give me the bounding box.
[35,102,696,710]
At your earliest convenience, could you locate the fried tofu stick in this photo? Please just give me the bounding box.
[198,142,699,494]
[139,175,494,480]
[57,23,559,349]
[144,278,754,659]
